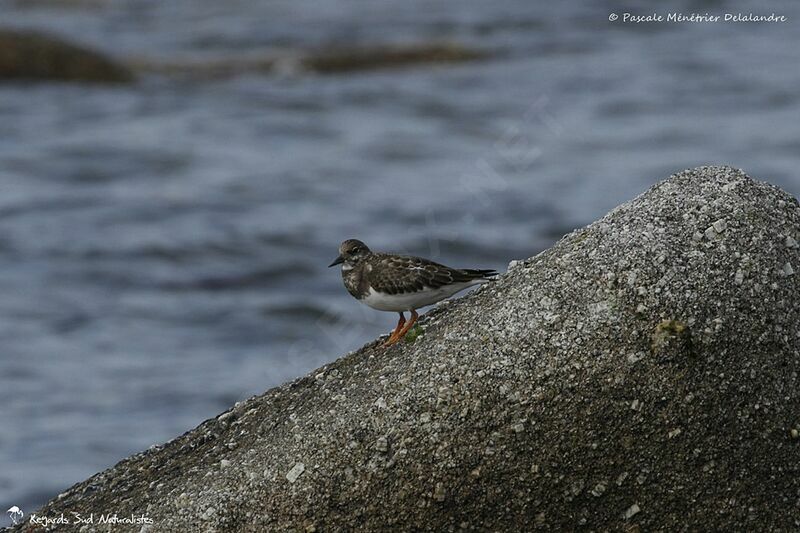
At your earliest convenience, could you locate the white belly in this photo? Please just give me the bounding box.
[361,281,484,312]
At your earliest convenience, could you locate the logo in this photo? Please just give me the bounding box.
[7,506,24,525]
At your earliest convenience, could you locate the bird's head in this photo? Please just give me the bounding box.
[329,239,371,268]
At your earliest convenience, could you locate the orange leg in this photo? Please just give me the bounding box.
[385,309,418,346]
[384,312,406,346]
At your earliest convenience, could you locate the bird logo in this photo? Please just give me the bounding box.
[7,506,23,525]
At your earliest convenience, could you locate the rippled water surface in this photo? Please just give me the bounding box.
[2,0,799,513]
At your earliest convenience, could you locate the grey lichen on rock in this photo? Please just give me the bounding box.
[0,28,133,83]
[16,166,800,531]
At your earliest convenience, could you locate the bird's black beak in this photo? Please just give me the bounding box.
[328,255,344,267]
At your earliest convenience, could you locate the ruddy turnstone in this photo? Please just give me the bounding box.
[329,239,498,346]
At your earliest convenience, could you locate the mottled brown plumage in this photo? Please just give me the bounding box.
[329,239,497,346]
[357,253,495,297]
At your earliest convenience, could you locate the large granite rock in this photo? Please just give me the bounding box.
[0,29,132,83]
[16,166,800,531]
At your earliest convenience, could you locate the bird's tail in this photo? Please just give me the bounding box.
[460,268,499,280]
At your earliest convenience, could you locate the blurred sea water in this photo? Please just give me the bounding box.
[1,0,799,514]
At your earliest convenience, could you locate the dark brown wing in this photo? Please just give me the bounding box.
[367,253,496,295]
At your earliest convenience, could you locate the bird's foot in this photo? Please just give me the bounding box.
[384,312,406,346]
[383,310,418,347]
[383,335,400,347]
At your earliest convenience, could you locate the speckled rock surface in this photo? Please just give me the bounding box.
[15,166,800,532]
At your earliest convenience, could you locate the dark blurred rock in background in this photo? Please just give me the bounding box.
[0,28,133,83]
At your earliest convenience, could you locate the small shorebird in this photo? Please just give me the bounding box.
[329,239,497,346]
